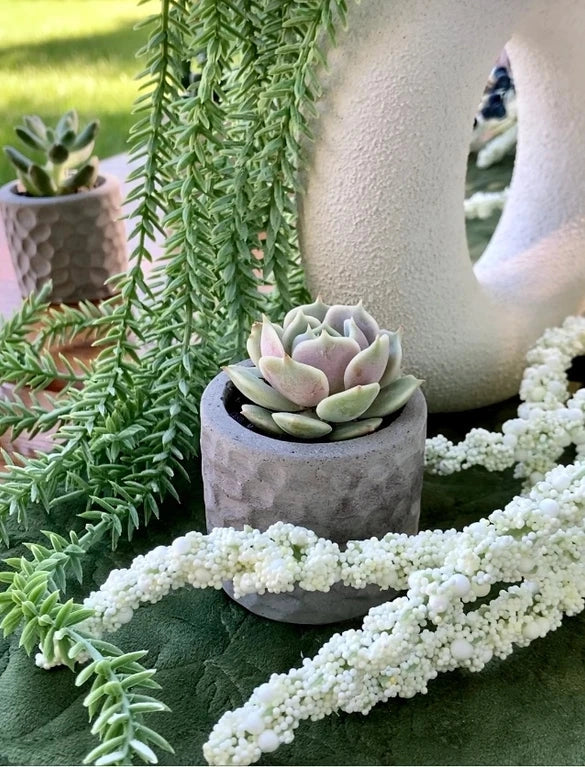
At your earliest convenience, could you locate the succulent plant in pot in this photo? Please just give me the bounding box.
[200,299,427,625]
[0,110,127,303]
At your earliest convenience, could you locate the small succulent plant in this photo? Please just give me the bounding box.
[224,298,423,441]
[4,110,99,197]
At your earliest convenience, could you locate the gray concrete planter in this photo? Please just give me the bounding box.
[200,367,427,624]
[0,173,127,303]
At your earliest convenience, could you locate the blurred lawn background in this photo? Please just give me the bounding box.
[0,0,151,185]
[0,0,513,260]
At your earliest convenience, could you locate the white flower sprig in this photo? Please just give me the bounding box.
[464,188,508,220]
[426,315,585,485]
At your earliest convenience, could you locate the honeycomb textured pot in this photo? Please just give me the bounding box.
[200,368,427,625]
[0,173,127,303]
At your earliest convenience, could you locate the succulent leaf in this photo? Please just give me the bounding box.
[344,317,369,349]
[361,374,423,418]
[224,365,302,412]
[59,128,77,148]
[29,164,57,196]
[15,126,46,153]
[316,382,380,422]
[22,115,48,143]
[272,412,332,439]
[292,331,360,394]
[60,158,98,194]
[281,309,320,352]
[329,418,383,441]
[241,404,286,437]
[283,296,329,329]
[16,170,38,196]
[343,333,390,389]
[246,322,262,366]
[71,119,99,150]
[322,304,353,334]
[314,322,341,338]
[48,143,70,164]
[291,324,318,352]
[56,109,78,138]
[379,328,403,387]
[351,301,380,342]
[260,316,285,358]
[4,146,32,175]
[259,354,329,408]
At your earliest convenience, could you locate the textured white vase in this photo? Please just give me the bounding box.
[298,0,585,412]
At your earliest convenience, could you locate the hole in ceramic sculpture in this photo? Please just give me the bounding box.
[465,49,517,263]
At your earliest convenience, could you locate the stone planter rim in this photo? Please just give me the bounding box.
[0,172,120,207]
[202,366,426,459]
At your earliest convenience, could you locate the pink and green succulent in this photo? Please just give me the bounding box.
[224,298,423,441]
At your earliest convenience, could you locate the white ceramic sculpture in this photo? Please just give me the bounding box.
[298,0,585,412]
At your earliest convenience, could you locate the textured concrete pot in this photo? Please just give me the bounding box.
[200,368,427,624]
[298,0,585,412]
[0,173,127,303]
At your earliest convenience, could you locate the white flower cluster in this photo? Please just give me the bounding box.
[425,315,585,485]
[464,188,508,220]
[203,460,585,765]
[37,316,585,765]
[78,525,460,639]
[476,121,517,168]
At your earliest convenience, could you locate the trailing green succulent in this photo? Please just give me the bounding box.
[225,299,423,441]
[0,0,353,764]
[4,110,99,196]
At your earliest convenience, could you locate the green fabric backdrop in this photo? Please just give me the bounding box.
[6,155,582,767]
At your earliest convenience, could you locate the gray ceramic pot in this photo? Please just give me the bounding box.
[200,367,427,625]
[0,173,127,303]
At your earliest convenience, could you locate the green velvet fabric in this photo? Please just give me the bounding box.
[6,155,581,767]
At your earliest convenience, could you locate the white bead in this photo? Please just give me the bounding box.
[172,536,191,555]
[449,574,471,597]
[117,607,134,625]
[522,621,540,640]
[517,557,533,573]
[255,684,277,704]
[572,429,585,444]
[539,499,560,517]
[502,433,518,448]
[450,639,474,661]
[551,474,571,491]
[428,595,449,613]
[472,582,491,598]
[243,711,265,735]
[258,730,279,753]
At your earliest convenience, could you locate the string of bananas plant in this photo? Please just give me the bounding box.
[0,0,348,763]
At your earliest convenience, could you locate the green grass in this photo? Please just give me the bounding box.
[0,0,151,185]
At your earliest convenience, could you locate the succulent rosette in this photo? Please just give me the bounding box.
[224,298,423,441]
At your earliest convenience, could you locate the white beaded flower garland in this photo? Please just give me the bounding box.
[39,315,585,765]
[425,315,585,484]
